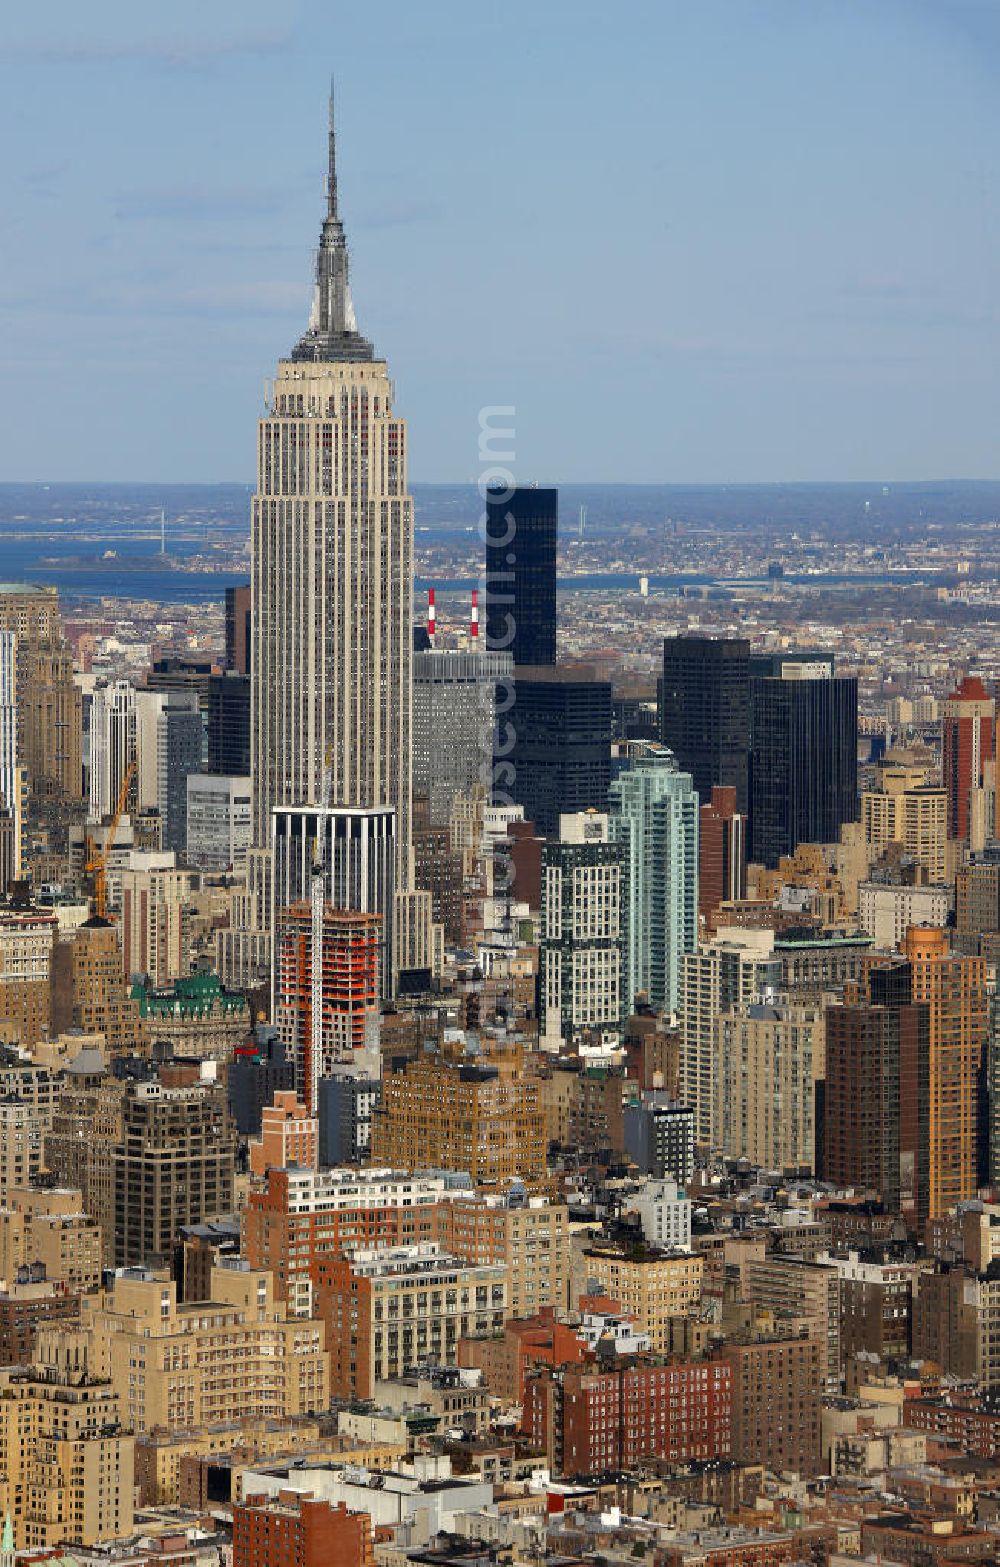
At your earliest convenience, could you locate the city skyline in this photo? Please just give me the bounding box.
[3,1,1000,485]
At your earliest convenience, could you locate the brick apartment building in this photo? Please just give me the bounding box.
[522,1358,732,1478]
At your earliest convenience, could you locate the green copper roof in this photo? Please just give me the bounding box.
[131,969,247,1019]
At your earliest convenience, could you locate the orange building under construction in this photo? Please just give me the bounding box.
[275,904,381,1104]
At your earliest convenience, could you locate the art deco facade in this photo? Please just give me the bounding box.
[252,94,417,948]
[0,584,82,807]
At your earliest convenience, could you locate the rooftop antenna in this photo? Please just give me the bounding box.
[579,505,586,538]
[159,508,166,556]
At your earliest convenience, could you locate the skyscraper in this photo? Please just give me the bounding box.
[88,680,136,821]
[501,666,611,837]
[902,925,989,1225]
[275,903,381,1105]
[206,672,251,777]
[0,633,22,886]
[824,960,927,1220]
[698,784,747,925]
[412,648,513,826]
[271,804,395,998]
[251,89,420,959]
[942,675,995,843]
[609,743,699,1016]
[484,486,557,667]
[0,585,82,807]
[660,636,751,814]
[749,653,858,868]
[225,583,251,675]
[134,689,203,853]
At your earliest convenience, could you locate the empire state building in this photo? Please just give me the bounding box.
[248,89,432,981]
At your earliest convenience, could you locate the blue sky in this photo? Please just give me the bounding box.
[3,0,1000,483]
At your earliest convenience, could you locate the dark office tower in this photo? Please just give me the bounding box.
[207,673,251,776]
[501,666,611,837]
[225,583,252,675]
[660,636,750,814]
[824,962,927,1222]
[484,486,557,667]
[749,652,858,868]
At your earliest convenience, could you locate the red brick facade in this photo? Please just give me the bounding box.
[523,1358,732,1477]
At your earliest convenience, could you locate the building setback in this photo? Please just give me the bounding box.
[250,89,419,960]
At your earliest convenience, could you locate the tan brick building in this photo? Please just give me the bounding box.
[79,1262,329,1435]
[317,1242,507,1401]
[372,1041,547,1187]
[579,1244,703,1353]
[0,1328,133,1550]
[433,1191,571,1317]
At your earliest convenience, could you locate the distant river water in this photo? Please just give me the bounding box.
[0,537,932,605]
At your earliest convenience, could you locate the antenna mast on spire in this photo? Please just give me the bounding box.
[327,76,339,218]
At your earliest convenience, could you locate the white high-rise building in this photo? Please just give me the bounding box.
[540,810,624,1050]
[679,928,781,1147]
[609,743,699,1019]
[250,88,429,974]
[89,680,136,821]
[186,774,252,874]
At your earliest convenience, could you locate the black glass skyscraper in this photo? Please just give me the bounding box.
[500,667,611,837]
[207,672,251,776]
[660,635,751,813]
[484,486,557,667]
[749,652,858,867]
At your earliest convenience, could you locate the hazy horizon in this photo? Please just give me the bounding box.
[4,1,1000,484]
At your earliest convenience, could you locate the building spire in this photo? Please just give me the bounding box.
[327,76,339,219]
[292,81,374,363]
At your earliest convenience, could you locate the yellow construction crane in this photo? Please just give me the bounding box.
[83,758,136,921]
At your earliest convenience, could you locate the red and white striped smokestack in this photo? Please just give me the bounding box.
[427,588,436,645]
[470,588,479,641]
